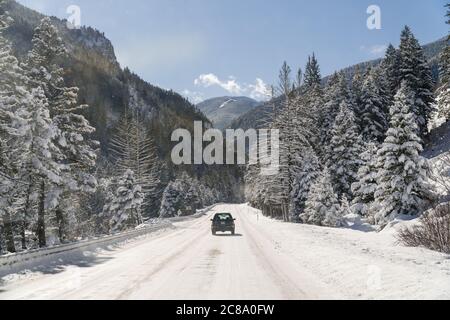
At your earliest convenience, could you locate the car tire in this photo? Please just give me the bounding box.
[231,230,235,235]
[212,231,216,236]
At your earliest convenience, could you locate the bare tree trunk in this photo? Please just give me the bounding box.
[37,180,46,248]
[21,185,33,250]
[3,209,16,253]
[55,207,64,243]
[20,218,26,250]
[0,224,3,254]
[282,202,290,222]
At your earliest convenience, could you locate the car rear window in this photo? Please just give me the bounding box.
[214,213,233,221]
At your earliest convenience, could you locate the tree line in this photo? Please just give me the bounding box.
[246,21,449,228]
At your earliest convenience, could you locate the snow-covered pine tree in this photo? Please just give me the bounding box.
[52,86,98,241]
[1,8,67,248]
[23,18,66,102]
[110,112,133,170]
[302,168,342,227]
[129,111,159,215]
[374,81,433,225]
[302,54,323,151]
[106,170,144,232]
[110,109,160,218]
[360,67,389,143]
[8,88,63,247]
[381,44,401,104]
[339,195,352,218]
[291,147,321,219]
[326,100,362,200]
[319,72,351,159]
[159,180,182,218]
[437,5,450,121]
[272,62,301,221]
[23,17,99,242]
[304,53,321,88]
[250,58,323,220]
[244,161,276,215]
[398,26,435,138]
[0,5,27,252]
[351,142,379,217]
[351,66,365,129]
[184,183,201,215]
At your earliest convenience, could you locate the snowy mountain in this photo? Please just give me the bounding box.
[197,96,261,130]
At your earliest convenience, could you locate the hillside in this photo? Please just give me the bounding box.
[197,96,261,130]
[3,0,209,159]
[232,37,448,131]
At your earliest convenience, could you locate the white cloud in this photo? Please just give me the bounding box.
[194,73,270,101]
[360,44,388,56]
[248,78,271,100]
[194,74,243,95]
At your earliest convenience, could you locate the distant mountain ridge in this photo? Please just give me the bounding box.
[197,96,261,130]
[231,37,448,131]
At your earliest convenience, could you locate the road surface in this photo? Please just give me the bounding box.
[0,204,328,300]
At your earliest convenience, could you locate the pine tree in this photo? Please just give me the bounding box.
[319,72,351,156]
[23,17,66,102]
[291,148,320,218]
[295,68,303,89]
[398,26,435,138]
[381,44,401,103]
[339,195,351,218]
[273,62,301,221]
[351,66,365,128]
[304,53,321,88]
[8,88,64,247]
[437,5,450,121]
[302,169,342,227]
[23,17,99,242]
[302,55,323,152]
[360,67,389,142]
[254,59,322,221]
[374,81,433,225]
[351,142,378,217]
[110,109,160,218]
[105,170,144,232]
[159,180,183,218]
[1,9,67,248]
[326,101,362,199]
[0,5,28,252]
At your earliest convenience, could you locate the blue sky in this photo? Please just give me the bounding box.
[17,0,448,103]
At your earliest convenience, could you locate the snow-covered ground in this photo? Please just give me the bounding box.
[0,204,449,300]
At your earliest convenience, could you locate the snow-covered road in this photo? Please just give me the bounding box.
[1,204,449,300]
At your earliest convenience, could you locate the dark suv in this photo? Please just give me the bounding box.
[211,213,236,235]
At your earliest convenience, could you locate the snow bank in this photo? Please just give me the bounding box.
[0,221,172,277]
[242,204,450,299]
